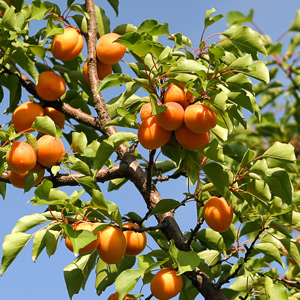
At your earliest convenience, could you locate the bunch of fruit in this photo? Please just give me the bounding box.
[138,83,217,151]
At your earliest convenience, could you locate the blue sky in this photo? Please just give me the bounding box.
[0,1,299,300]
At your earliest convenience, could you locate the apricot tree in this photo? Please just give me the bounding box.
[0,1,300,300]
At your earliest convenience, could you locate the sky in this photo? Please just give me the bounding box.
[0,1,299,300]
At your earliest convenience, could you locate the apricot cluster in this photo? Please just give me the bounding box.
[138,83,217,151]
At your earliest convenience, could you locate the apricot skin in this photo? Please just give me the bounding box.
[97,225,126,264]
[6,141,37,174]
[44,107,65,129]
[203,196,233,232]
[65,222,100,254]
[150,268,183,300]
[96,33,126,65]
[37,135,65,168]
[123,222,147,256]
[156,102,185,131]
[140,102,152,121]
[35,71,66,101]
[11,102,44,132]
[174,123,210,151]
[184,103,217,133]
[138,116,172,150]
[108,293,132,300]
[83,59,112,84]
[164,83,194,109]
[51,27,84,61]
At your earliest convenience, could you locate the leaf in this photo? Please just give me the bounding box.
[31,116,58,137]
[2,6,16,29]
[115,269,141,300]
[198,250,221,278]
[32,229,47,262]
[113,23,137,35]
[263,142,296,162]
[204,8,223,28]
[169,240,200,275]
[1,232,32,275]
[227,9,254,26]
[137,19,169,36]
[64,252,98,298]
[11,213,48,233]
[268,283,289,300]
[196,229,226,251]
[149,199,181,216]
[280,238,300,267]
[253,243,284,267]
[70,158,92,176]
[242,61,270,84]
[71,132,88,153]
[289,10,300,32]
[222,25,267,58]
[107,0,119,16]
[247,179,271,203]
[95,5,110,36]
[97,73,132,92]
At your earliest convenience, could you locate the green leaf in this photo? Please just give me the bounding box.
[280,238,300,267]
[198,250,221,278]
[227,9,254,26]
[115,269,141,300]
[0,182,6,200]
[149,199,181,216]
[11,213,48,233]
[222,25,267,58]
[2,6,16,29]
[196,229,226,251]
[242,61,270,84]
[64,252,98,298]
[263,142,296,162]
[71,132,88,154]
[97,73,132,92]
[204,8,223,28]
[1,232,32,275]
[137,19,169,36]
[107,0,119,16]
[247,179,271,203]
[268,283,289,300]
[95,5,110,36]
[169,240,200,275]
[45,229,60,257]
[32,229,47,262]
[113,23,137,35]
[289,10,300,32]
[70,157,92,176]
[31,116,58,137]
[253,243,284,267]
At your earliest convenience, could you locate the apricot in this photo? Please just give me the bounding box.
[51,27,84,61]
[184,103,217,134]
[123,222,147,256]
[174,123,210,151]
[11,102,44,132]
[35,71,66,101]
[83,59,112,84]
[140,102,152,121]
[108,292,132,300]
[44,107,65,129]
[138,116,172,150]
[203,196,233,232]
[6,141,37,174]
[156,102,184,131]
[150,268,183,300]
[97,225,126,264]
[164,83,194,109]
[8,163,45,189]
[37,135,65,167]
[96,33,126,65]
[65,222,100,254]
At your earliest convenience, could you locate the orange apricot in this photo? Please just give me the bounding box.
[35,71,66,101]
[108,292,133,300]
[150,268,183,300]
[83,59,112,84]
[51,27,84,61]
[138,116,172,150]
[44,107,65,129]
[156,102,184,131]
[123,222,147,256]
[96,33,126,65]
[140,102,152,121]
[203,196,233,232]
[97,225,126,264]
[184,103,217,134]
[65,222,100,254]
[8,163,45,189]
[174,123,210,151]
[164,83,194,109]
[37,135,65,167]
[6,141,37,174]
[11,102,44,132]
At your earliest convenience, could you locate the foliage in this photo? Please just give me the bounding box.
[0,1,300,300]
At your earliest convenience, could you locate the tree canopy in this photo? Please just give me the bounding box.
[1,1,300,300]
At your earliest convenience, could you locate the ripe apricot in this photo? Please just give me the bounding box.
[156,102,184,131]
[83,59,112,84]
[108,292,132,300]
[35,71,66,101]
[51,27,84,61]
[164,83,194,109]
[150,268,183,300]
[174,123,210,151]
[123,222,147,256]
[37,135,65,167]
[96,33,126,65]
[97,225,126,264]
[11,102,44,132]
[138,116,172,150]
[203,196,233,232]
[44,107,65,129]
[184,103,217,134]
[65,222,100,254]
[8,163,45,189]
[6,141,37,174]
[140,102,152,121]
